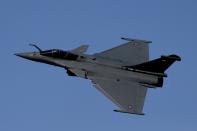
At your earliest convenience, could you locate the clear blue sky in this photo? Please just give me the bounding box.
[0,0,196,130]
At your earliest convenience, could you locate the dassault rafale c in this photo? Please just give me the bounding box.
[15,37,181,115]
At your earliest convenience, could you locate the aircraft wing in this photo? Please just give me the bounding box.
[94,39,150,65]
[90,77,147,115]
[71,45,89,54]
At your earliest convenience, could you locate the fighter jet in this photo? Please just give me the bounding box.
[15,37,181,115]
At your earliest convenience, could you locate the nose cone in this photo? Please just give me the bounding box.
[14,53,31,58]
[15,52,33,59]
[15,51,65,67]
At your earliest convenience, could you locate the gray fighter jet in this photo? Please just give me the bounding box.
[15,37,181,115]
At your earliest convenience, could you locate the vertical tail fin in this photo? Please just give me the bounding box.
[125,54,181,73]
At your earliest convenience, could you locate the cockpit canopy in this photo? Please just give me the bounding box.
[40,49,78,60]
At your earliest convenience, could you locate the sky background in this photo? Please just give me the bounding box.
[0,0,196,130]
